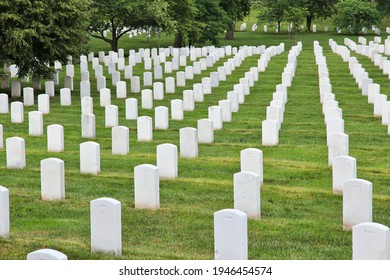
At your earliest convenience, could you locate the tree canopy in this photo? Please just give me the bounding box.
[89,0,173,52]
[220,0,251,40]
[333,0,381,34]
[0,0,90,78]
[168,0,229,47]
[303,0,338,31]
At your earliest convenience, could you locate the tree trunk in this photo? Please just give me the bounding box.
[277,21,281,34]
[111,32,119,52]
[306,15,312,32]
[173,33,183,48]
[225,23,235,40]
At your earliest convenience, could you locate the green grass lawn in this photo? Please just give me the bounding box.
[0,15,390,260]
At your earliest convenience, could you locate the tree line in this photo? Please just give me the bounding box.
[0,0,388,78]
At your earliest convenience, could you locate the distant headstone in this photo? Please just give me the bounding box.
[47,124,64,152]
[240,148,263,184]
[332,156,356,194]
[81,96,93,115]
[176,71,186,87]
[157,143,178,179]
[6,137,25,169]
[183,90,195,111]
[80,141,100,175]
[328,133,349,166]
[131,76,141,93]
[343,179,372,230]
[38,94,50,114]
[227,91,239,113]
[155,106,169,130]
[81,113,96,139]
[100,88,111,107]
[262,120,279,146]
[219,100,232,123]
[134,164,160,209]
[11,81,21,98]
[60,88,71,106]
[137,116,153,141]
[80,81,91,98]
[234,171,261,219]
[180,127,198,158]
[23,87,34,106]
[41,158,65,201]
[45,81,55,97]
[10,102,24,123]
[171,99,184,120]
[116,81,127,99]
[126,98,138,120]
[112,126,129,155]
[197,119,214,144]
[208,106,223,130]
[193,84,204,102]
[153,82,164,100]
[28,111,43,136]
[105,105,119,128]
[0,94,9,113]
[165,77,175,94]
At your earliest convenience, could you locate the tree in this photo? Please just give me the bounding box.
[374,0,390,16]
[284,7,309,39]
[258,0,294,33]
[191,0,229,45]
[220,0,251,40]
[89,0,173,52]
[333,0,381,34]
[0,0,90,78]
[168,0,228,47]
[167,0,198,48]
[302,0,338,32]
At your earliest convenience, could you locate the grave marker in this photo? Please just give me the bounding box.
[90,198,121,256]
[41,158,65,201]
[157,144,178,179]
[112,126,129,155]
[6,137,25,169]
[137,116,153,141]
[28,111,43,136]
[343,179,372,230]
[47,124,64,152]
[352,222,390,260]
[180,127,198,158]
[134,164,160,209]
[80,141,100,175]
[0,186,9,238]
[234,171,261,219]
[214,209,247,260]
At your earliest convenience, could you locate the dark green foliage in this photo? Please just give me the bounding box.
[220,0,251,39]
[0,0,90,78]
[333,0,381,34]
[89,0,173,51]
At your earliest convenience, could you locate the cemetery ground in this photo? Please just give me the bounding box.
[0,25,390,260]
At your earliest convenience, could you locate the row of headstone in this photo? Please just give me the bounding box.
[338,39,390,132]
[319,41,379,233]
[262,43,302,146]
[0,93,50,122]
[315,41,390,259]
[316,43,350,167]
